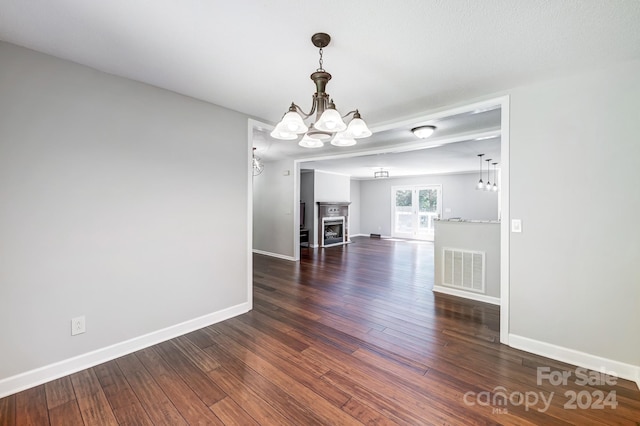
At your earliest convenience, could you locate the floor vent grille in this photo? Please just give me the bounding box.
[442,248,485,293]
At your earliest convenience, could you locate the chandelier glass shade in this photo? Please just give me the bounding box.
[331,132,357,147]
[271,33,372,147]
[298,135,324,149]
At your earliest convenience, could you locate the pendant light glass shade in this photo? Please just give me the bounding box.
[314,107,347,132]
[298,135,324,148]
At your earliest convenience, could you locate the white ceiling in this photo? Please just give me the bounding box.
[2,1,640,175]
[300,137,502,180]
[268,106,503,179]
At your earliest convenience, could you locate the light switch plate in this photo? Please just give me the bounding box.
[511,219,522,233]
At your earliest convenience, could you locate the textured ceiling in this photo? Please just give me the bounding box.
[2,1,639,125]
[2,0,640,172]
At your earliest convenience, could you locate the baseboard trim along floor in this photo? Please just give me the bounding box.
[0,302,251,399]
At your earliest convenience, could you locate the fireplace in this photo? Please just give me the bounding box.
[323,217,345,246]
[317,202,350,247]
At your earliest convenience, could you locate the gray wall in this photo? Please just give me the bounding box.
[0,43,250,380]
[360,172,499,236]
[254,168,351,254]
[349,180,362,236]
[509,59,640,367]
[314,170,351,202]
[252,159,296,257]
[312,171,351,246]
[300,170,315,241]
[434,222,500,298]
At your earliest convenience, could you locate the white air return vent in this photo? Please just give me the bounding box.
[442,248,485,293]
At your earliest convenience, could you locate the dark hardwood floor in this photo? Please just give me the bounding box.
[1,237,639,425]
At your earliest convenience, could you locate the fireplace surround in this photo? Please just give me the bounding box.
[317,202,350,247]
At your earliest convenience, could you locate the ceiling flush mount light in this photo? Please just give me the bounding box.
[271,33,372,148]
[252,148,264,176]
[411,125,436,139]
[374,168,389,179]
[476,154,485,189]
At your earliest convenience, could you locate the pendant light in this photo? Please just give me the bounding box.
[485,158,492,191]
[476,154,485,189]
[492,162,499,192]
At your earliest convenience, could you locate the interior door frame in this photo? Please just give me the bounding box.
[277,95,510,344]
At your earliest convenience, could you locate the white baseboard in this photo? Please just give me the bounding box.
[433,285,501,305]
[353,234,392,239]
[509,334,640,390]
[0,302,251,399]
[252,249,295,261]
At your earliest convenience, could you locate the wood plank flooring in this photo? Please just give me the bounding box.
[1,236,639,425]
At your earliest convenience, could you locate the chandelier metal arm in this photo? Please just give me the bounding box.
[341,110,359,119]
[288,102,315,119]
[293,99,321,120]
[289,93,331,121]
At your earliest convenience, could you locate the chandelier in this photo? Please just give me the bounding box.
[270,33,372,148]
[374,168,389,179]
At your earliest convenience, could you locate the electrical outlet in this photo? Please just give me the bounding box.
[71,316,86,336]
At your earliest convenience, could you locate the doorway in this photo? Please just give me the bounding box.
[391,185,442,241]
[252,95,510,345]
